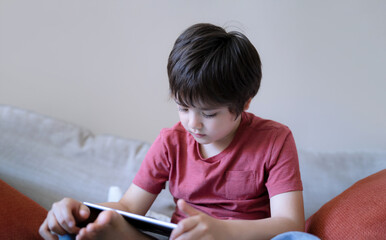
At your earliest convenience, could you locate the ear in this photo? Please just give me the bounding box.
[244,98,252,111]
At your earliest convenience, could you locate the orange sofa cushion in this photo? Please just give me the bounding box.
[0,179,48,240]
[306,169,386,239]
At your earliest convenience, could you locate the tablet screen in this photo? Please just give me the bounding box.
[82,202,177,237]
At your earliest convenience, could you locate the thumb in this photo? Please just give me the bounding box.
[177,199,200,217]
[76,203,90,221]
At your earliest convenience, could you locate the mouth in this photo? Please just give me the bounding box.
[190,132,206,138]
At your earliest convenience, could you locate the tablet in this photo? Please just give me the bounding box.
[82,202,177,237]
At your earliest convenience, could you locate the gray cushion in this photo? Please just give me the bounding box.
[0,105,175,217]
[299,150,386,218]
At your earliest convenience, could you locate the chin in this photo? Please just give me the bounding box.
[194,137,211,145]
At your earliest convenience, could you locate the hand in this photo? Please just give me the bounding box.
[75,210,152,240]
[170,199,227,240]
[39,198,90,240]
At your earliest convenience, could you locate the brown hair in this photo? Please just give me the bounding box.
[167,23,262,117]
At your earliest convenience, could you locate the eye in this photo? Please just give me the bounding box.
[202,112,217,118]
[178,106,188,112]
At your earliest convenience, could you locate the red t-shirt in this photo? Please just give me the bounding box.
[133,112,302,223]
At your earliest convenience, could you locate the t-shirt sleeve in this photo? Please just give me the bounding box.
[265,129,303,198]
[132,131,170,195]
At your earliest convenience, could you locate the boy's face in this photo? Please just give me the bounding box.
[177,101,241,150]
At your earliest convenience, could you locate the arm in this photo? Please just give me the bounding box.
[170,191,305,240]
[100,183,158,215]
[225,190,305,239]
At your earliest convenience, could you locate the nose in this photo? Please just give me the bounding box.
[188,112,202,131]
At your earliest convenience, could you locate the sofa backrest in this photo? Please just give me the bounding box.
[1,105,385,219]
[0,105,174,216]
[298,150,386,218]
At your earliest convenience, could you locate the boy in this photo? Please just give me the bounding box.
[40,23,306,240]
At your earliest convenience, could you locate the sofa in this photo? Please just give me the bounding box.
[1,104,385,239]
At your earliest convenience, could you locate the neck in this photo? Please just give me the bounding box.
[200,115,242,159]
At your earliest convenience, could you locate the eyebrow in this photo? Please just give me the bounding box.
[174,99,222,111]
[198,107,219,111]
[176,103,219,111]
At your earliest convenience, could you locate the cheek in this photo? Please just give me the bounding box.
[205,120,222,133]
[211,119,235,134]
[178,113,188,128]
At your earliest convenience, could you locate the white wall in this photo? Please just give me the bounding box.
[1,0,385,151]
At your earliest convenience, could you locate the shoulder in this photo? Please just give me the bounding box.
[236,112,295,154]
[159,122,187,138]
[242,112,291,136]
[157,122,193,146]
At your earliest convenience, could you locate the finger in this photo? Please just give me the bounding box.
[76,227,90,240]
[39,218,59,240]
[52,203,77,234]
[71,203,90,230]
[76,203,90,221]
[170,216,199,240]
[92,210,115,226]
[177,199,201,217]
[46,210,68,236]
[61,204,80,232]
[174,226,203,240]
[76,210,142,240]
[53,200,89,234]
[75,211,112,240]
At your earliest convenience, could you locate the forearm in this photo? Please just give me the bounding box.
[97,184,157,216]
[223,216,305,240]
